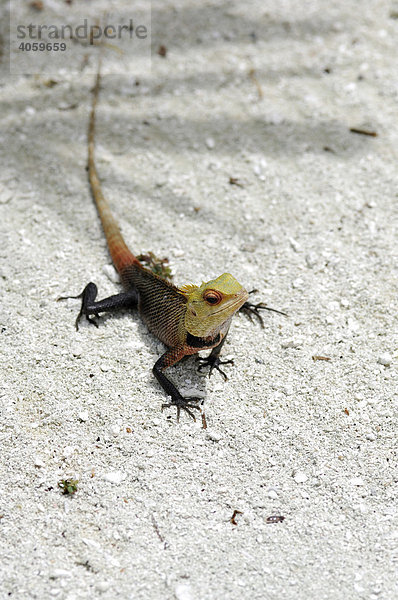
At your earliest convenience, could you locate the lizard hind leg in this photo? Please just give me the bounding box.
[58,282,138,331]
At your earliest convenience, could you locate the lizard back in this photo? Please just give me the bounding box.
[121,265,187,348]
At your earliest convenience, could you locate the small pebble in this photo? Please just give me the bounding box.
[340,298,350,308]
[347,318,360,333]
[293,470,308,484]
[71,344,82,357]
[267,488,279,499]
[377,353,392,367]
[78,411,89,422]
[50,569,72,579]
[110,425,120,437]
[206,431,222,442]
[175,583,194,600]
[305,253,318,268]
[172,248,185,257]
[96,581,111,593]
[102,264,120,283]
[365,433,376,441]
[281,338,302,349]
[350,477,364,486]
[34,457,45,468]
[289,237,301,252]
[292,277,304,289]
[103,471,126,484]
[205,137,215,149]
[62,445,74,458]
[100,364,109,372]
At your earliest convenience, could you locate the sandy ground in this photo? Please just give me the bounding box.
[1,1,397,599]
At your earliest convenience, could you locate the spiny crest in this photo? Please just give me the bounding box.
[179,283,199,297]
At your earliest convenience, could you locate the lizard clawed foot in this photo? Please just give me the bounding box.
[58,283,100,331]
[196,355,234,381]
[161,395,202,422]
[240,289,287,329]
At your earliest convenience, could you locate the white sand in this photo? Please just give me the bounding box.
[1,1,397,599]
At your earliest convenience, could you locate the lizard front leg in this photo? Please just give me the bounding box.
[196,336,234,381]
[240,289,287,328]
[58,282,138,330]
[153,346,203,422]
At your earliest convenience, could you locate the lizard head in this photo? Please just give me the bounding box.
[180,273,249,338]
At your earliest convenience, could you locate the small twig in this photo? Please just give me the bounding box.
[230,509,243,525]
[349,127,377,137]
[312,355,331,362]
[248,68,263,99]
[151,514,168,549]
[229,176,244,188]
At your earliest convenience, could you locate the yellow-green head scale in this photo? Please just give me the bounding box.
[180,273,249,338]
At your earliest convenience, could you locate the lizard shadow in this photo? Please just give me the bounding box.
[84,308,209,402]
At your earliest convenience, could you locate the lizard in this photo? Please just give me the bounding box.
[60,67,282,422]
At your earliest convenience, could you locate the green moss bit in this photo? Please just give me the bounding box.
[58,478,79,495]
[137,251,173,281]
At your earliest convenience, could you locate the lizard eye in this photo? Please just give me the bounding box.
[203,290,222,305]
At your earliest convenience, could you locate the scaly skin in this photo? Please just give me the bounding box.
[59,66,269,422]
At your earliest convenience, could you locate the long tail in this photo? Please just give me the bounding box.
[88,64,140,273]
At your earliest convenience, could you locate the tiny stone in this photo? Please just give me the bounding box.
[289,237,301,252]
[34,457,45,468]
[206,430,222,442]
[172,248,184,257]
[292,277,304,289]
[96,581,111,593]
[110,425,120,437]
[377,353,392,366]
[62,445,74,458]
[71,344,82,357]
[100,364,109,372]
[50,569,72,579]
[175,583,194,600]
[267,488,279,499]
[293,470,308,484]
[350,477,364,486]
[305,253,318,268]
[365,433,376,441]
[78,411,89,422]
[281,338,302,349]
[206,137,215,149]
[103,471,126,484]
[102,264,120,283]
[347,318,360,333]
